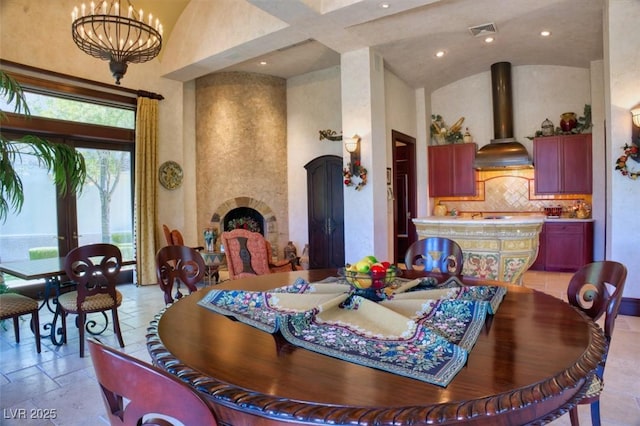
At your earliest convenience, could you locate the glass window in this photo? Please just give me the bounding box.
[0,91,135,129]
[1,77,136,287]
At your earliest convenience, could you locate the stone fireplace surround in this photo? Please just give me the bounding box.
[195,71,289,262]
[210,197,280,260]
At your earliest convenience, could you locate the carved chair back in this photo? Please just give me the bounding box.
[88,338,219,426]
[156,245,205,304]
[62,243,124,357]
[162,224,204,251]
[566,260,627,426]
[404,237,464,275]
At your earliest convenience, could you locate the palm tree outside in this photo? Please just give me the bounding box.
[0,70,87,223]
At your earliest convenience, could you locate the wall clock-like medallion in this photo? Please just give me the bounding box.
[158,161,183,190]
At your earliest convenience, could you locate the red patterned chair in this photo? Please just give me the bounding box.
[221,229,297,280]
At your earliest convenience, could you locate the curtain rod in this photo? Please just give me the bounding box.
[0,59,164,100]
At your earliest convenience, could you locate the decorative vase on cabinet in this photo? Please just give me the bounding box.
[560,112,577,132]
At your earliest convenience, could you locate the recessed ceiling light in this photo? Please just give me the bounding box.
[484,37,494,43]
[259,61,268,65]
[540,30,551,37]
[379,2,390,8]
[435,50,446,58]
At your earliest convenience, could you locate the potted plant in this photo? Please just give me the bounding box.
[0,70,87,291]
[0,70,86,222]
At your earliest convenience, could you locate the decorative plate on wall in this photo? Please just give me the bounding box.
[158,161,183,190]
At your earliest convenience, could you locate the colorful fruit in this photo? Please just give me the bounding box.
[355,260,371,273]
[344,256,396,290]
[370,264,386,275]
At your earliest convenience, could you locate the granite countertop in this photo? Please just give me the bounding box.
[542,217,594,222]
[413,215,594,224]
[413,215,546,224]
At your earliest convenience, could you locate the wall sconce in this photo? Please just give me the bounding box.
[632,104,640,128]
[344,134,361,172]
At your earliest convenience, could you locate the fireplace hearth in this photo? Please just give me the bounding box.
[223,207,265,235]
[211,197,281,260]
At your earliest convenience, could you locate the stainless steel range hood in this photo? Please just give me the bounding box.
[474,62,533,170]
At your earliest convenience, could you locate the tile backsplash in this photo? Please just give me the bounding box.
[434,169,591,216]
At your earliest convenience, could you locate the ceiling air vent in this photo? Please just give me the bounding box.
[468,23,497,37]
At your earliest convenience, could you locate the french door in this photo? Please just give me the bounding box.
[0,139,134,279]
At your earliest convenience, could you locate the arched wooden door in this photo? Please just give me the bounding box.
[305,155,345,269]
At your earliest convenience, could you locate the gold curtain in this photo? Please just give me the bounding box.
[134,97,159,285]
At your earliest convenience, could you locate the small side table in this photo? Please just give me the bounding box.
[201,252,226,284]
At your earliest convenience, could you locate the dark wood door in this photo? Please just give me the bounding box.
[305,155,345,269]
[392,131,416,264]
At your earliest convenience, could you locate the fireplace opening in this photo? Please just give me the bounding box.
[223,207,265,235]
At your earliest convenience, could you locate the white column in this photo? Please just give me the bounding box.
[605,0,640,298]
[341,48,388,262]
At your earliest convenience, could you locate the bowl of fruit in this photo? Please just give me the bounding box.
[340,256,399,291]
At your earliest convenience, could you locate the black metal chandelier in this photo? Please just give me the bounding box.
[71,1,162,85]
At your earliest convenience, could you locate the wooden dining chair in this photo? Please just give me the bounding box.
[221,229,297,280]
[0,293,41,353]
[60,243,125,357]
[162,224,204,251]
[566,260,627,426]
[156,245,206,304]
[88,338,219,426]
[404,237,464,275]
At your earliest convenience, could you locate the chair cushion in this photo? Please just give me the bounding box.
[58,290,122,313]
[584,374,603,398]
[0,293,39,318]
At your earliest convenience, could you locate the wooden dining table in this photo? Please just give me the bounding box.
[146,269,607,426]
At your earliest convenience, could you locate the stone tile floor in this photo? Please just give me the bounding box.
[1,270,639,425]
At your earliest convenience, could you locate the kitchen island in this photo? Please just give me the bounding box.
[412,215,545,284]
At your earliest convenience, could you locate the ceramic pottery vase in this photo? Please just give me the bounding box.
[560,112,577,132]
[284,241,297,260]
[433,203,447,216]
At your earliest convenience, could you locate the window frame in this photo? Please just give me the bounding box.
[1,70,137,259]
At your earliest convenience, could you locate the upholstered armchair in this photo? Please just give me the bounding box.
[221,229,297,280]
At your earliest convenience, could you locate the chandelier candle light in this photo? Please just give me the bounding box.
[71,1,163,85]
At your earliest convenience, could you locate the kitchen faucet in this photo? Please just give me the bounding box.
[471,212,483,219]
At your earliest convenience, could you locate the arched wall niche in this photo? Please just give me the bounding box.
[211,197,279,259]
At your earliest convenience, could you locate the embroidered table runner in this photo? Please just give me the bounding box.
[197,276,506,387]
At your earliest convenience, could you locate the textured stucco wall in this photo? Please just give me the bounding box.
[431,65,592,158]
[286,66,343,252]
[606,0,640,298]
[195,72,289,256]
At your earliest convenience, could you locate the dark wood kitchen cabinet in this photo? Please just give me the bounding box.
[428,143,476,197]
[534,134,592,194]
[530,221,593,272]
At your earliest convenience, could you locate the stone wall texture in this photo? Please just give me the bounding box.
[195,72,289,257]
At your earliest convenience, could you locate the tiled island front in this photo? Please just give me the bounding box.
[412,216,545,284]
